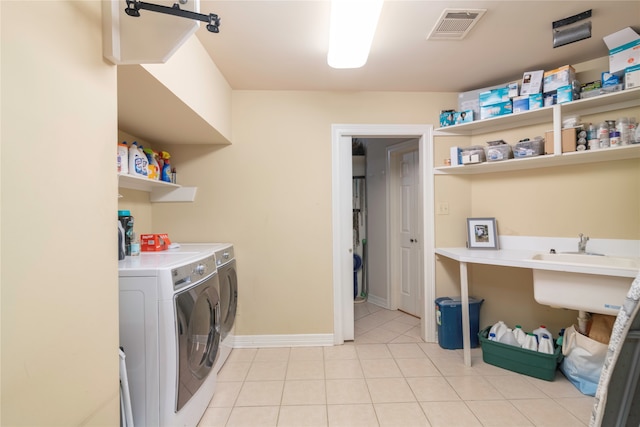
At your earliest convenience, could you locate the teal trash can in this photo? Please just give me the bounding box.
[435,296,484,349]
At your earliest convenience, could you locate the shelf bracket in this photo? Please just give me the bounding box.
[150,186,198,203]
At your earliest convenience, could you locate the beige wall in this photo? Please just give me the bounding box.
[1,1,119,425]
[151,91,456,335]
[151,86,639,338]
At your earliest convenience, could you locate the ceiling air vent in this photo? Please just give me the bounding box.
[427,9,487,40]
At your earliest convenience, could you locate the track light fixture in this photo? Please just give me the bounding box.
[124,0,221,33]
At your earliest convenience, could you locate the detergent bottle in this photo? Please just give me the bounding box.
[489,321,508,341]
[497,328,520,347]
[143,148,159,180]
[161,151,172,182]
[523,333,538,351]
[118,141,128,174]
[513,325,527,346]
[533,325,553,342]
[129,142,147,177]
[538,335,554,354]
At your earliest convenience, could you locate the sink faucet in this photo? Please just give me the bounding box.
[578,233,589,254]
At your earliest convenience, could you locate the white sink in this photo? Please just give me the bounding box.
[531,253,640,315]
[531,253,640,271]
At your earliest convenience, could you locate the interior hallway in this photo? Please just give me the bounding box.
[198,302,593,426]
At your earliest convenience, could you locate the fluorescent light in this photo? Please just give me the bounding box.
[327,0,383,69]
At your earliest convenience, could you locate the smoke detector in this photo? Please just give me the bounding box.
[427,9,487,40]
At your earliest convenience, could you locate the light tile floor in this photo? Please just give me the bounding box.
[198,302,594,427]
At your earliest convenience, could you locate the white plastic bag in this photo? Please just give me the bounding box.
[560,324,608,396]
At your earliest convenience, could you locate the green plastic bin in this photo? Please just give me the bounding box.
[478,326,563,381]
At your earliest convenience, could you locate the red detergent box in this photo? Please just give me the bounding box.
[141,234,171,251]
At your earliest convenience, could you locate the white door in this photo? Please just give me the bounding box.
[398,150,421,316]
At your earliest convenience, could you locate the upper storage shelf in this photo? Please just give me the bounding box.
[118,174,197,202]
[435,87,640,136]
[434,144,640,174]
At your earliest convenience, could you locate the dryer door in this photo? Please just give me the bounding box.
[175,274,221,411]
[219,260,238,339]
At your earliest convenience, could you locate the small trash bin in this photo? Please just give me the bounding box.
[435,296,484,349]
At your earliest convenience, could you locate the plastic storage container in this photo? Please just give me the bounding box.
[460,146,486,164]
[513,138,545,158]
[478,326,563,381]
[484,141,513,162]
[435,297,484,349]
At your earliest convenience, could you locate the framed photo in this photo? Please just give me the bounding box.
[466,217,499,249]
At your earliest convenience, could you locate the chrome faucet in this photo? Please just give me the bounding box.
[578,233,589,254]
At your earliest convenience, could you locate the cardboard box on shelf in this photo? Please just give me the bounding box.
[521,70,544,95]
[512,96,529,113]
[625,64,640,89]
[480,101,513,120]
[529,93,543,110]
[544,128,577,154]
[604,27,640,74]
[556,85,573,104]
[479,87,510,107]
[543,65,576,93]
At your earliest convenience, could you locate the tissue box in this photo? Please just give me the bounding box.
[479,87,510,107]
[141,233,172,251]
[543,65,575,93]
[556,85,573,104]
[529,93,543,110]
[602,72,621,87]
[512,96,530,113]
[454,110,473,124]
[480,101,513,120]
[440,111,456,127]
[626,64,640,89]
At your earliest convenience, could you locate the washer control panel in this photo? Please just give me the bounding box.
[171,254,217,290]
[215,246,235,267]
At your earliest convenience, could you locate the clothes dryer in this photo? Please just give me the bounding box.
[119,247,220,427]
[214,244,237,373]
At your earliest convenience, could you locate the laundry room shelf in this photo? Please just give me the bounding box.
[118,174,197,202]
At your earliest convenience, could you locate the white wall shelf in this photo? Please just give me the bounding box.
[435,144,640,175]
[118,174,197,202]
[435,87,640,136]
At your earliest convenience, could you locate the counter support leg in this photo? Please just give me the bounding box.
[459,261,471,367]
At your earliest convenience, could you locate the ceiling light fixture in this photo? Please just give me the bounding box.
[327,0,384,69]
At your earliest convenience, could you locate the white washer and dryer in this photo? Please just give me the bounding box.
[118,244,223,427]
[178,244,238,373]
[213,244,237,372]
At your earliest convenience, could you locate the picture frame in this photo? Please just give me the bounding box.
[466,217,499,249]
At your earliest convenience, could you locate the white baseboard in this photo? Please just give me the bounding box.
[366,294,389,308]
[232,333,334,348]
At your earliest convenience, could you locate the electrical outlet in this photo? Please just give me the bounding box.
[437,202,449,215]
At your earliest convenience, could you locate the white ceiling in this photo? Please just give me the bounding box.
[194,0,640,93]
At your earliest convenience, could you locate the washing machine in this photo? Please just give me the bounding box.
[213,244,237,373]
[178,244,237,374]
[118,246,221,427]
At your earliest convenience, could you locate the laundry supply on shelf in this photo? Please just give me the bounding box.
[129,141,147,177]
[118,141,128,174]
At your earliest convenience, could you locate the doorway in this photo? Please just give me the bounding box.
[331,124,435,344]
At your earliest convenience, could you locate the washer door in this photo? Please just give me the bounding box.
[175,275,221,411]
[219,260,238,340]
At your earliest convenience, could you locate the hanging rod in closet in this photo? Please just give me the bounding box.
[124,0,221,33]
